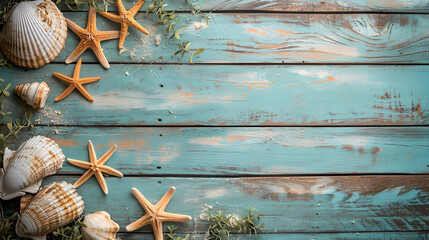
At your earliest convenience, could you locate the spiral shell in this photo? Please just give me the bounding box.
[0,0,67,68]
[15,82,50,109]
[16,181,85,240]
[81,211,120,240]
[0,136,65,200]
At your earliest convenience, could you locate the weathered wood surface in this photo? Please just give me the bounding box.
[13,126,429,175]
[34,12,429,64]
[5,175,423,233]
[116,232,429,240]
[57,0,429,12]
[3,65,429,126]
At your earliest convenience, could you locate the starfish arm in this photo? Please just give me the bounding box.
[91,41,110,69]
[87,140,97,164]
[162,212,192,222]
[128,0,146,16]
[95,170,108,194]
[116,0,127,14]
[97,144,117,165]
[87,7,97,32]
[65,18,86,38]
[73,170,94,188]
[73,58,82,79]
[55,85,76,101]
[118,24,130,49]
[151,220,164,240]
[67,158,91,169]
[131,188,155,213]
[80,77,102,84]
[65,42,89,64]
[96,30,120,41]
[156,187,176,211]
[75,83,95,102]
[98,11,121,23]
[99,165,123,177]
[129,18,149,35]
[125,214,151,232]
[52,73,74,83]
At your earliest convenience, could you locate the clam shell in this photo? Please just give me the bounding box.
[16,181,85,240]
[0,0,67,68]
[81,211,120,240]
[0,135,65,200]
[15,82,50,109]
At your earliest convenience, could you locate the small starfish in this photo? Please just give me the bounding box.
[99,0,149,49]
[126,187,192,240]
[53,58,101,102]
[67,140,123,194]
[65,7,120,69]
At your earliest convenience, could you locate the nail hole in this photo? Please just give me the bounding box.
[159,134,163,137]
[157,166,161,169]
[158,118,162,122]
[159,84,164,87]
[158,181,162,184]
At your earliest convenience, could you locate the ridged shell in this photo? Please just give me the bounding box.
[0,135,65,200]
[15,82,50,109]
[0,0,67,68]
[81,211,120,240]
[16,181,85,240]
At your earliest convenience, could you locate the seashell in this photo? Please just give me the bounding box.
[0,0,67,68]
[20,194,33,214]
[16,181,85,240]
[0,135,65,200]
[15,82,50,109]
[81,211,120,240]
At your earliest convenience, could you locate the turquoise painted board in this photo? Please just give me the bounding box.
[57,0,429,12]
[14,126,429,175]
[24,13,429,64]
[4,175,426,233]
[3,65,428,125]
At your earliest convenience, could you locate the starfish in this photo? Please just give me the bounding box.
[53,58,101,102]
[65,7,120,69]
[98,0,149,49]
[126,187,192,239]
[67,140,123,194]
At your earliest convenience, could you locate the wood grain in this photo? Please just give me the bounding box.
[3,65,428,126]
[57,0,429,12]
[35,12,429,64]
[12,126,429,175]
[5,175,427,233]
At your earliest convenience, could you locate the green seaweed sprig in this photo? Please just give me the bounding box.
[187,0,212,24]
[173,41,204,64]
[165,226,190,240]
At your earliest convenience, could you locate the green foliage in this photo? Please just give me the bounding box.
[146,0,185,40]
[187,0,212,24]
[0,0,19,27]
[173,41,204,64]
[46,216,86,240]
[0,203,19,240]
[165,226,190,240]
[204,208,263,240]
[56,0,114,11]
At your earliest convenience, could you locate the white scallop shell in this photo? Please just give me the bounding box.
[81,211,120,240]
[16,181,85,240]
[0,0,67,68]
[15,82,50,109]
[0,135,65,200]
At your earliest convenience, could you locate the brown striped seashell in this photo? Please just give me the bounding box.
[16,181,85,240]
[81,211,120,240]
[15,82,50,109]
[0,136,65,200]
[0,0,67,68]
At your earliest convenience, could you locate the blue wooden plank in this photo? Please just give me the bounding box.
[2,65,428,125]
[12,126,429,175]
[12,12,428,64]
[5,175,427,233]
[56,0,429,12]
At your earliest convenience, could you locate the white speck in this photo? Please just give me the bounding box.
[155,34,162,46]
[125,72,129,76]
[53,129,59,134]
[193,21,207,30]
[51,120,54,124]
[318,204,320,206]
[352,221,355,224]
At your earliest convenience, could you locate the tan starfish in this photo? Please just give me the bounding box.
[67,140,123,194]
[53,58,101,102]
[98,0,149,49]
[65,7,120,69]
[126,187,192,239]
